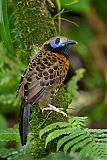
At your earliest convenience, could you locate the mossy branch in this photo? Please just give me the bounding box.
[14,0,57,62]
[14,0,68,158]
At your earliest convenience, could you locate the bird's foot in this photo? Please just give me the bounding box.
[42,104,67,117]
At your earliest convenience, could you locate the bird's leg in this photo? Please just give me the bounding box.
[42,104,67,117]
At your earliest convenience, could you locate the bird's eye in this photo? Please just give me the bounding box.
[55,38,60,44]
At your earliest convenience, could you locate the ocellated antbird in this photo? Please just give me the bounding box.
[17,36,77,145]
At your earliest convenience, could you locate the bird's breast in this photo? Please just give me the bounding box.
[54,53,69,69]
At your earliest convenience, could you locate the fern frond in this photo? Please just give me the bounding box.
[57,128,85,151]
[80,141,96,155]
[64,132,89,153]
[39,122,69,139]
[89,128,107,133]
[68,116,87,128]
[40,116,107,160]
[45,128,73,148]
[71,137,92,152]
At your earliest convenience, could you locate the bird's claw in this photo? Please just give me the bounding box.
[42,104,67,117]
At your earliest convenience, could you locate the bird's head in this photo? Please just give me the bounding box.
[43,36,77,55]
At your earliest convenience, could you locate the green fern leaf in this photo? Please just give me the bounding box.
[68,116,88,128]
[80,141,97,155]
[57,128,85,151]
[76,129,107,159]
[64,132,89,153]
[45,128,73,148]
[89,129,107,133]
[88,129,105,134]
[71,137,93,152]
[40,117,107,159]
[39,122,69,139]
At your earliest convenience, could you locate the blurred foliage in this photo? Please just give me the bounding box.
[41,152,93,160]
[0,0,107,159]
[93,0,107,23]
[0,42,25,114]
[0,147,34,160]
[0,114,7,148]
[0,127,19,143]
[61,0,90,14]
[58,0,107,122]
[65,68,85,103]
[0,0,14,54]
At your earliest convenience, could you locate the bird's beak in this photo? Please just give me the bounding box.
[66,40,78,45]
[62,40,78,47]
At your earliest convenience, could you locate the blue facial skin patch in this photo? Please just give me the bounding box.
[50,37,68,49]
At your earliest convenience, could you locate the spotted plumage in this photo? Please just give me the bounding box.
[17,36,77,145]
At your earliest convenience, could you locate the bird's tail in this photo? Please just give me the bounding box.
[19,103,30,146]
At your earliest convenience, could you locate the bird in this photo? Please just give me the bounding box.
[17,36,77,146]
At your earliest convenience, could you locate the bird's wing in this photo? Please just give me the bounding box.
[17,51,67,105]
